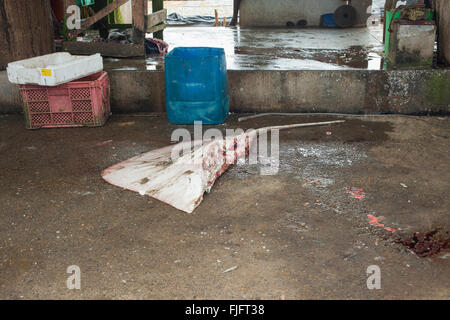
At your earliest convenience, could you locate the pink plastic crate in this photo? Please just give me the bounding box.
[19,71,110,129]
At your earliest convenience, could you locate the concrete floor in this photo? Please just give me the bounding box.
[0,114,449,299]
[103,25,385,71]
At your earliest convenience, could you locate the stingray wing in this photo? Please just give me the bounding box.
[102,141,207,213]
[102,133,253,213]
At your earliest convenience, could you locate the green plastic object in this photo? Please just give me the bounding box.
[76,0,95,7]
[107,0,125,24]
[385,10,434,55]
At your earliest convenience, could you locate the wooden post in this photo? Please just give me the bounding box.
[435,0,450,65]
[132,0,147,45]
[152,0,164,39]
[0,0,55,70]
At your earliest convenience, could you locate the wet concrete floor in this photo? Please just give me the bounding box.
[103,25,385,71]
[0,114,448,299]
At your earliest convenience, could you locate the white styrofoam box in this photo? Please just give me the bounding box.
[7,52,103,86]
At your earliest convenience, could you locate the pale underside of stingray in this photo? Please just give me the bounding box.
[102,120,344,213]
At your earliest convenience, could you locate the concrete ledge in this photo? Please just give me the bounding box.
[1,69,449,115]
[228,69,450,114]
[0,71,22,113]
[109,70,165,113]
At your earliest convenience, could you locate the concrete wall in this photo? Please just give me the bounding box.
[436,0,450,66]
[239,0,371,27]
[388,23,436,68]
[1,69,448,115]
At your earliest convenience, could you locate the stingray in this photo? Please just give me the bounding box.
[102,120,344,213]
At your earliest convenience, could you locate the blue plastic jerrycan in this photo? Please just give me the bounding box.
[165,47,229,125]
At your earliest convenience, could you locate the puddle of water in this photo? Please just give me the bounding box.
[228,142,368,179]
[292,143,367,167]
[302,177,335,189]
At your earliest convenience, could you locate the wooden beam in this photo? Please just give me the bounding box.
[146,23,166,34]
[63,41,145,58]
[108,23,132,29]
[147,9,167,28]
[67,0,129,39]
